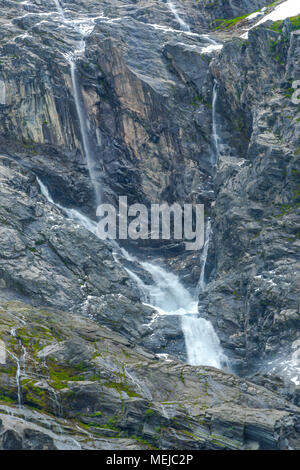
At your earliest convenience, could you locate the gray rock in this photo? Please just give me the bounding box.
[0,300,299,450]
[0,0,299,451]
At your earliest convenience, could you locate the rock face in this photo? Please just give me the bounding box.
[0,0,299,450]
[0,155,156,342]
[0,300,299,450]
[204,19,300,380]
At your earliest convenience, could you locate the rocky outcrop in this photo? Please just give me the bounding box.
[0,154,159,345]
[202,20,300,381]
[0,300,299,450]
[0,0,299,450]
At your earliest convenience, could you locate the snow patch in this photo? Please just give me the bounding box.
[255,0,300,26]
[247,11,263,21]
[242,0,300,39]
[201,44,223,54]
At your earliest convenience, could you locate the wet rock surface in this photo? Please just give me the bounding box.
[203,19,300,381]
[0,300,299,450]
[0,0,299,450]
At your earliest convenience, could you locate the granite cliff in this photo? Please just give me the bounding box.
[0,0,299,450]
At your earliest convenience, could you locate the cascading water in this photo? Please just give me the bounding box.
[182,316,225,368]
[54,0,65,18]
[139,261,226,368]
[140,262,198,317]
[68,58,102,206]
[38,176,227,369]
[197,219,212,294]
[109,245,226,368]
[37,177,98,235]
[45,0,227,370]
[181,219,226,368]
[212,80,221,167]
[167,0,191,32]
[53,0,102,205]
[9,327,26,408]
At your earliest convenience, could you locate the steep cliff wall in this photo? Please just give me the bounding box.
[204,19,300,379]
[0,0,299,450]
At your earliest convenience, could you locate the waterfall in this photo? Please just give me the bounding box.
[43,1,227,371]
[212,80,221,167]
[167,0,191,32]
[139,263,226,368]
[9,328,26,408]
[53,0,102,205]
[54,0,65,19]
[37,177,98,235]
[0,340,6,365]
[182,316,225,368]
[120,253,226,368]
[181,220,227,368]
[139,262,198,316]
[69,60,102,205]
[37,177,54,204]
[197,219,212,294]
[38,176,227,369]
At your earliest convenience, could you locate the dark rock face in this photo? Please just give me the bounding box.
[0,301,299,450]
[0,0,299,450]
[0,155,159,346]
[182,0,272,31]
[203,21,300,379]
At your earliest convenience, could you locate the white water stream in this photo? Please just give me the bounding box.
[39,0,227,370]
[140,258,225,368]
[52,1,102,205]
[39,169,226,369]
[167,0,190,32]
[9,328,26,408]
[211,80,221,167]
[197,219,212,294]
[69,60,101,206]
